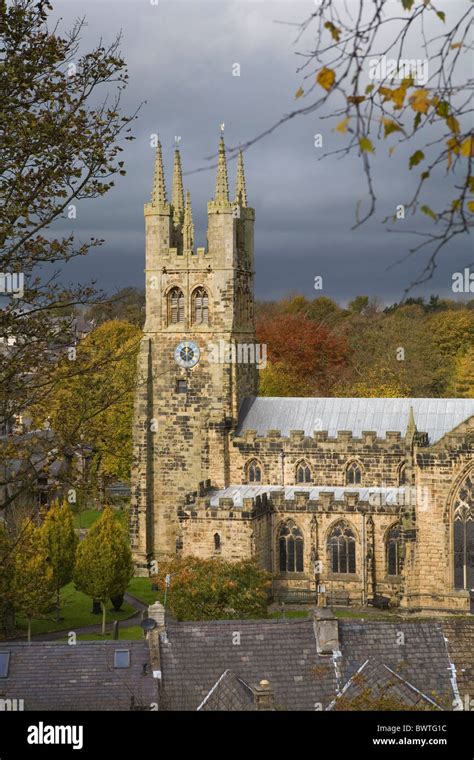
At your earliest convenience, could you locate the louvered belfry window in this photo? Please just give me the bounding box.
[192,287,209,324]
[169,287,184,324]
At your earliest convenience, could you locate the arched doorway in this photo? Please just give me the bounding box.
[453,471,474,591]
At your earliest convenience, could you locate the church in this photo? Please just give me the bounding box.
[130,136,474,613]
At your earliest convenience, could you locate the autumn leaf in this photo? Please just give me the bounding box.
[409,89,431,114]
[335,117,350,134]
[317,67,336,91]
[359,136,374,153]
[383,119,404,137]
[460,136,474,158]
[348,95,365,105]
[446,114,460,134]
[409,150,425,169]
[468,176,474,193]
[365,84,374,95]
[401,0,415,9]
[421,171,430,181]
[451,42,463,49]
[436,101,450,118]
[437,11,446,23]
[324,21,341,42]
[295,86,304,99]
[467,201,474,213]
[420,205,437,220]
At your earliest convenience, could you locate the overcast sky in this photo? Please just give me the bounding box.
[50,0,471,305]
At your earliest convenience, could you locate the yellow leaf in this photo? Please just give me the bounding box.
[451,42,463,49]
[446,114,460,134]
[468,201,474,214]
[335,117,350,134]
[295,86,304,99]
[392,85,408,109]
[383,118,404,137]
[317,67,336,91]
[359,136,374,153]
[460,136,474,158]
[409,89,431,114]
[324,21,341,42]
[347,95,365,105]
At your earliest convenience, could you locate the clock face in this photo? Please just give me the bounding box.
[174,340,200,369]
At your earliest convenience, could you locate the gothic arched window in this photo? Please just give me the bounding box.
[278,521,304,573]
[346,461,362,486]
[246,459,262,484]
[328,521,356,574]
[168,287,184,324]
[453,471,474,590]
[192,287,209,324]
[386,525,402,576]
[214,533,221,552]
[296,460,312,484]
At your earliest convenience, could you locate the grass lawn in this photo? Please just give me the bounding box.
[58,626,144,642]
[16,583,136,637]
[127,576,160,606]
[73,508,127,530]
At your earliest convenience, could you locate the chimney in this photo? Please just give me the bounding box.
[146,602,167,693]
[253,679,275,711]
[313,608,339,655]
[148,601,166,632]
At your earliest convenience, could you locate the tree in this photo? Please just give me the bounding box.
[150,556,271,621]
[32,320,141,506]
[73,506,133,634]
[257,313,349,396]
[84,288,145,328]
[449,347,474,397]
[232,0,473,295]
[0,524,15,637]
[11,520,54,642]
[0,0,137,521]
[39,500,78,620]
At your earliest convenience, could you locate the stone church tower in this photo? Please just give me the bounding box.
[130,137,257,567]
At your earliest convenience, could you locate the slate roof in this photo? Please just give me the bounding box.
[209,485,408,506]
[160,618,337,711]
[329,659,439,711]
[442,619,474,703]
[237,397,474,444]
[0,641,157,711]
[197,669,256,711]
[158,617,471,711]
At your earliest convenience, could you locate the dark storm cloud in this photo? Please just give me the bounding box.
[50,0,471,304]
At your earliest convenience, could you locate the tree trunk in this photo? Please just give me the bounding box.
[56,585,60,622]
[27,618,32,643]
[101,601,106,635]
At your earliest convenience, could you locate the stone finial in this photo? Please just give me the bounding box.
[405,405,417,441]
[172,148,184,226]
[183,190,194,250]
[235,149,247,207]
[214,136,229,202]
[151,141,167,207]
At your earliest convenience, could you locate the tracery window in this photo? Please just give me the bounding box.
[328,521,356,574]
[278,520,304,573]
[453,472,474,590]
[296,460,312,483]
[192,287,209,324]
[246,459,262,484]
[346,462,362,485]
[168,287,184,324]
